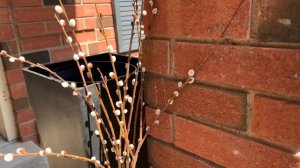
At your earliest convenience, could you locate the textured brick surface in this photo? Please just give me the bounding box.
[5,69,24,85]
[145,107,173,143]
[19,121,37,137]
[21,35,61,51]
[17,108,36,124]
[175,117,298,168]
[145,77,247,130]
[252,0,300,42]
[13,0,42,7]
[0,9,11,24]
[143,39,169,75]
[148,139,212,168]
[0,24,14,41]
[14,7,53,23]
[8,82,27,99]
[251,96,300,150]
[174,42,300,97]
[18,22,46,37]
[144,0,250,40]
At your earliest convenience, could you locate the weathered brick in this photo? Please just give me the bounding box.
[70,31,97,44]
[12,97,30,112]
[45,19,85,34]
[12,0,42,7]
[50,44,87,62]
[65,4,112,18]
[143,39,169,75]
[0,9,11,24]
[17,108,36,124]
[96,27,115,40]
[251,96,300,150]
[14,7,53,23]
[145,107,173,143]
[85,16,114,29]
[5,69,24,85]
[175,117,298,168]
[144,77,247,130]
[8,82,27,99]
[0,0,8,7]
[19,120,37,137]
[173,42,300,97]
[18,22,46,37]
[252,0,300,42]
[87,39,116,55]
[148,139,212,168]
[83,0,111,3]
[144,0,250,40]
[21,34,61,51]
[0,24,14,41]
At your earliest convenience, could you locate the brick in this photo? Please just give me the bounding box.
[143,39,169,75]
[12,97,30,112]
[18,22,46,37]
[5,69,24,85]
[12,0,42,7]
[17,108,36,124]
[64,4,112,18]
[0,9,11,24]
[96,27,115,40]
[83,0,111,3]
[87,39,116,55]
[50,45,87,62]
[252,0,300,43]
[1,41,19,55]
[0,24,14,41]
[173,42,300,97]
[69,31,97,44]
[0,0,8,7]
[8,82,27,99]
[175,117,298,168]
[19,120,37,137]
[251,96,300,150]
[85,16,114,29]
[45,18,85,34]
[145,77,247,130]
[143,0,250,40]
[148,139,211,168]
[14,7,53,23]
[145,107,173,143]
[21,34,61,52]
[96,4,112,16]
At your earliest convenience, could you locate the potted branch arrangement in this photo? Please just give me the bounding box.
[0,0,208,167]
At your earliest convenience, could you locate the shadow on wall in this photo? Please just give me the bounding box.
[252,0,300,43]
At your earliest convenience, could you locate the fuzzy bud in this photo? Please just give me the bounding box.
[68,19,76,27]
[4,153,13,162]
[59,19,65,26]
[9,57,16,63]
[55,5,63,14]
[73,54,79,61]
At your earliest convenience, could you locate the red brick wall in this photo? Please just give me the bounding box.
[0,0,115,143]
[144,0,300,167]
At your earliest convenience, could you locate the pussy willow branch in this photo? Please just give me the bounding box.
[0,151,105,168]
[54,13,113,166]
[131,55,210,168]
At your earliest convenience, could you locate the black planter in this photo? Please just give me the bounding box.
[23,53,147,168]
